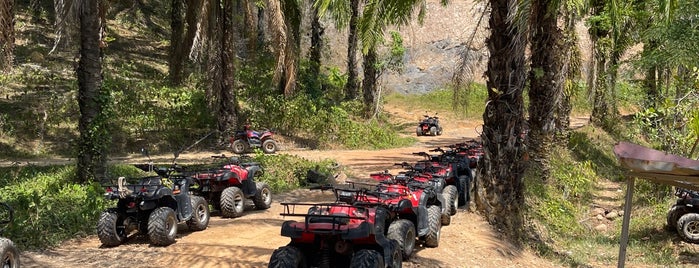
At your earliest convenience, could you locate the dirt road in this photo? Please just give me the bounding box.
[19,110,564,268]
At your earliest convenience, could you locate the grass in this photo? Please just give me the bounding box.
[384,84,488,120]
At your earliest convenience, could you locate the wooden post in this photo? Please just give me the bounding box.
[618,177,635,268]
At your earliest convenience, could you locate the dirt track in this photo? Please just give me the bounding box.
[19,108,566,268]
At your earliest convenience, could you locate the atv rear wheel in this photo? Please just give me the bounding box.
[148,207,178,246]
[231,139,248,154]
[97,210,127,247]
[253,182,272,210]
[443,185,458,216]
[667,204,688,231]
[262,139,278,154]
[416,126,422,136]
[389,240,403,268]
[424,205,441,248]
[221,186,245,218]
[268,245,307,268]
[387,219,416,260]
[678,213,699,243]
[429,126,437,136]
[0,237,20,268]
[350,249,384,268]
[186,196,210,231]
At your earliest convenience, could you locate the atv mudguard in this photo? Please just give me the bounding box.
[172,177,194,221]
[241,165,261,197]
[373,207,397,266]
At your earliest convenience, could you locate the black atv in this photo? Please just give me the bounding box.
[667,187,699,243]
[97,174,210,247]
[416,113,442,136]
[0,202,20,268]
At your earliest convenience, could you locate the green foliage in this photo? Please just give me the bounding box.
[0,165,109,250]
[631,97,696,155]
[248,152,340,192]
[387,85,487,119]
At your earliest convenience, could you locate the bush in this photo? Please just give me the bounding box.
[248,152,341,192]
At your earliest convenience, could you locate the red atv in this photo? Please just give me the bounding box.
[270,186,402,268]
[415,113,442,136]
[354,179,444,257]
[186,155,272,218]
[389,162,453,226]
[229,125,278,154]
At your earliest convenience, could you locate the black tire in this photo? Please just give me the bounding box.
[97,210,127,247]
[187,196,210,231]
[253,182,273,210]
[268,245,307,268]
[416,126,422,136]
[350,249,384,268]
[0,237,20,268]
[457,175,468,206]
[443,185,458,216]
[387,219,416,260]
[677,213,699,243]
[468,170,477,209]
[262,139,278,154]
[231,140,247,154]
[148,207,178,246]
[424,205,441,248]
[221,186,245,218]
[389,239,403,268]
[666,205,688,231]
[429,126,437,136]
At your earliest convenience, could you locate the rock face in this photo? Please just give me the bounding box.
[316,0,490,95]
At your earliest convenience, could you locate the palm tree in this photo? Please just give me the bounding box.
[169,0,185,85]
[0,0,14,72]
[527,0,565,172]
[315,0,358,99]
[76,0,107,183]
[479,0,528,240]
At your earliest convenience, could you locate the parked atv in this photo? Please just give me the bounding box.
[416,113,442,136]
[186,155,272,218]
[391,161,453,226]
[0,202,20,268]
[98,174,210,247]
[229,125,278,154]
[667,187,699,243]
[270,186,402,268]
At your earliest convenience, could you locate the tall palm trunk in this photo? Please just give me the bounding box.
[309,0,324,78]
[169,0,185,85]
[0,0,14,72]
[214,0,239,133]
[527,0,564,173]
[345,0,360,100]
[77,0,107,183]
[362,47,378,118]
[478,0,527,240]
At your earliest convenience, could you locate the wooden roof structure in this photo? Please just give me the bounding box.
[613,141,699,267]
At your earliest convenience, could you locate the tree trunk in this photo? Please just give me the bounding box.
[362,48,378,118]
[169,0,185,85]
[0,0,13,72]
[309,0,324,79]
[77,0,107,184]
[478,0,527,242]
[527,0,564,175]
[345,0,360,100]
[217,0,239,134]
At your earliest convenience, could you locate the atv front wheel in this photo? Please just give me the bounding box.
[262,139,278,154]
[221,186,245,218]
[350,249,385,268]
[429,126,437,136]
[253,182,272,210]
[389,240,403,268]
[148,207,178,246]
[678,213,699,243]
[0,237,20,268]
[187,196,210,231]
[387,219,416,260]
[443,185,458,216]
[424,205,441,248]
[231,140,248,154]
[268,245,307,268]
[416,126,422,136]
[97,210,127,247]
[667,205,688,231]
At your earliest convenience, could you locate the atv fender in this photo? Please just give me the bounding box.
[373,207,397,266]
[173,179,193,221]
[416,206,429,237]
[242,165,262,197]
